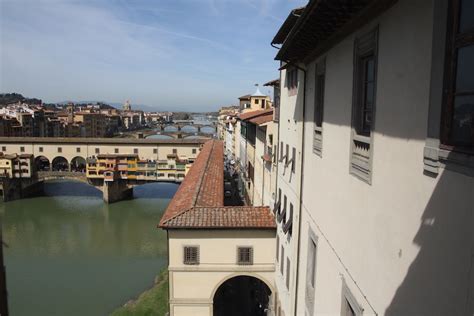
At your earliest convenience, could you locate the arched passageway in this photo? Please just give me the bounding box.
[163,125,178,132]
[213,276,272,316]
[34,156,50,171]
[70,156,86,172]
[201,126,215,134]
[52,156,69,171]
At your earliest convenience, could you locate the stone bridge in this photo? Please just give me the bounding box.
[0,137,207,203]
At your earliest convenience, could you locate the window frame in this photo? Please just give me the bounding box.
[440,0,474,150]
[349,27,379,184]
[183,245,200,265]
[341,278,363,316]
[236,246,253,265]
[313,58,326,156]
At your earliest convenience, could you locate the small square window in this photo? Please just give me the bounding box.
[192,149,197,154]
[20,146,25,152]
[76,147,81,153]
[58,147,62,153]
[1,146,6,152]
[173,149,177,154]
[115,148,119,154]
[183,246,199,265]
[237,247,253,265]
[39,147,43,152]
[95,148,100,154]
[153,148,158,154]
[134,148,138,154]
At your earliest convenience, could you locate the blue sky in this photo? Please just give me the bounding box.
[1,0,306,111]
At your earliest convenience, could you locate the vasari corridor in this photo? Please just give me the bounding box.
[1,0,474,316]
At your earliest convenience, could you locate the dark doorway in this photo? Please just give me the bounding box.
[213,276,271,316]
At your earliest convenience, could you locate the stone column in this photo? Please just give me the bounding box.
[102,179,133,203]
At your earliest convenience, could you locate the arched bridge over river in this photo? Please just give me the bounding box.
[0,137,206,203]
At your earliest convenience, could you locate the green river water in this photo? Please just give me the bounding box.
[1,180,177,316]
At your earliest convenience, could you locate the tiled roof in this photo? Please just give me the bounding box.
[238,109,273,121]
[238,94,251,100]
[163,207,275,229]
[249,112,273,125]
[159,139,276,230]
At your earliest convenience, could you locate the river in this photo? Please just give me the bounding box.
[1,180,177,316]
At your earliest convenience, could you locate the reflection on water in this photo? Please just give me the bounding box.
[1,180,177,316]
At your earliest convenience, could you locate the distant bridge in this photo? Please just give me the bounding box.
[0,137,207,203]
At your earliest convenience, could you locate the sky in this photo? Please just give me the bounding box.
[0,0,307,111]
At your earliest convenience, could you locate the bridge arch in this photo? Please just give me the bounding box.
[163,125,178,133]
[70,156,87,172]
[212,274,273,316]
[52,156,69,172]
[200,126,216,134]
[180,125,198,133]
[34,156,51,171]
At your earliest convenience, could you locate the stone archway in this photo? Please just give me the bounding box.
[213,275,272,316]
[34,156,50,171]
[70,156,86,172]
[51,156,69,171]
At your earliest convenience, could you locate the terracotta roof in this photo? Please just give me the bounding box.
[163,207,275,229]
[249,112,273,125]
[238,109,273,121]
[238,94,251,100]
[159,139,276,230]
[264,79,280,87]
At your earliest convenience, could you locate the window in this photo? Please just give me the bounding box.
[287,67,298,95]
[58,147,62,153]
[350,27,378,184]
[341,279,363,316]
[278,195,287,224]
[255,99,259,105]
[39,147,43,152]
[20,146,25,152]
[283,202,293,235]
[153,148,158,154]
[115,148,119,154]
[173,148,177,154]
[134,148,138,154]
[280,141,284,162]
[192,148,196,154]
[286,258,291,289]
[183,246,199,265]
[1,146,5,151]
[285,144,289,166]
[314,59,326,156]
[95,148,100,154]
[261,99,266,109]
[76,147,80,153]
[305,230,318,315]
[441,0,474,148]
[276,235,280,262]
[237,247,253,265]
[280,246,285,275]
[291,147,296,173]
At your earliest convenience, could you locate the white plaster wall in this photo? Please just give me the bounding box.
[168,229,276,316]
[274,66,304,315]
[296,1,474,315]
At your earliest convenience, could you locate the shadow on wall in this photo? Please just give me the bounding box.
[290,54,474,314]
[385,160,474,316]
